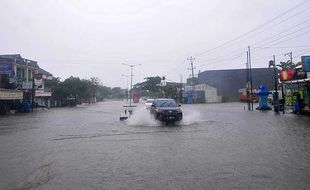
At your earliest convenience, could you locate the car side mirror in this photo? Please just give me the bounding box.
[151,104,155,107]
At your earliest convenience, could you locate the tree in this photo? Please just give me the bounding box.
[277,60,301,71]
[133,76,162,97]
[45,76,112,106]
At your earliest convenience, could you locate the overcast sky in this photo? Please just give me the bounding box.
[1,0,309,88]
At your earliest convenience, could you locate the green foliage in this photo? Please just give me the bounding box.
[277,61,301,71]
[133,76,179,98]
[45,76,112,104]
[133,76,162,97]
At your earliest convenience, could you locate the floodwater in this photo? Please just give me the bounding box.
[0,101,310,190]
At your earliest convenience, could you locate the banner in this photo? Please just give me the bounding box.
[279,69,295,81]
[280,68,307,81]
[34,74,43,89]
[0,63,13,74]
[0,90,23,100]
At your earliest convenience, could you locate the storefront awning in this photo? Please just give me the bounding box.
[282,78,310,84]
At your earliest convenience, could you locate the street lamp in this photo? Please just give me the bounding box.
[121,74,129,103]
[122,63,141,106]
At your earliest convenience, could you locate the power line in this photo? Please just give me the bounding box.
[252,20,310,47]
[255,45,310,49]
[193,1,309,56]
[266,29,310,47]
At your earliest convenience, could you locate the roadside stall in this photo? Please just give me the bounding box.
[281,56,310,114]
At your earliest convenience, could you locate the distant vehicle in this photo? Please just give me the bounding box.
[150,98,183,122]
[145,99,154,109]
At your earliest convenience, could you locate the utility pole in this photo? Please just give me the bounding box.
[187,56,196,86]
[122,63,141,107]
[272,55,279,114]
[284,52,293,63]
[187,56,196,103]
[246,51,251,111]
[248,46,253,111]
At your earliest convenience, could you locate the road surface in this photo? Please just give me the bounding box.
[0,101,310,190]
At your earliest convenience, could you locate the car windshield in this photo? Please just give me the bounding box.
[155,100,177,107]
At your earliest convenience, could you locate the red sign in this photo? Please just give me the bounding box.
[280,69,295,81]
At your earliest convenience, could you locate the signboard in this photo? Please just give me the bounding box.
[280,68,307,81]
[34,74,43,89]
[279,69,295,81]
[22,81,33,89]
[35,91,52,97]
[301,56,310,72]
[0,90,23,100]
[0,63,13,74]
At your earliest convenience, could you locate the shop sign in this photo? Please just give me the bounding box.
[280,68,307,81]
[22,81,33,89]
[0,90,23,100]
[34,74,43,89]
[301,56,310,72]
[279,69,295,81]
[0,63,13,74]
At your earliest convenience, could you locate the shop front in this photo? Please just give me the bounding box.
[281,56,310,114]
[0,89,23,114]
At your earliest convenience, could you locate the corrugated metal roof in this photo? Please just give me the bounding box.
[198,68,275,98]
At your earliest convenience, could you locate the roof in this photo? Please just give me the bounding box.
[0,54,39,68]
[0,54,52,77]
[198,68,275,98]
[38,67,53,76]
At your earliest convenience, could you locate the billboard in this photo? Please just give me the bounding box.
[301,56,310,72]
[0,63,13,74]
[280,68,307,81]
[279,69,295,81]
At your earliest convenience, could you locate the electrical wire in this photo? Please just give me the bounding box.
[193,0,309,57]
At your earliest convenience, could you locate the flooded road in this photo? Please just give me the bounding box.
[0,101,310,190]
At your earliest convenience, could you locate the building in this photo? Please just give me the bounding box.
[0,54,52,113]
[197,68,274,101]
[184,84,221,103]
[34,68,53,108]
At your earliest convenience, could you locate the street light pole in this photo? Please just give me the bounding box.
[122,63,141,106]
[272,55,279,114]
[121,74,129,103]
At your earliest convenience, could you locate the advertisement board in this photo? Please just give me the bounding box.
[0,63,13,74]
[0,90,23,100]
[22,81,33,89]
[301,56,310,72]
[280,68,307,81]
[34,74,43,89]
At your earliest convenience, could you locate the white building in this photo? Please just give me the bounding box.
[185,83,221,103]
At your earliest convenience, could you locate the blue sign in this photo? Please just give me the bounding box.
[0,63,13,74]
[302,56,310,72]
